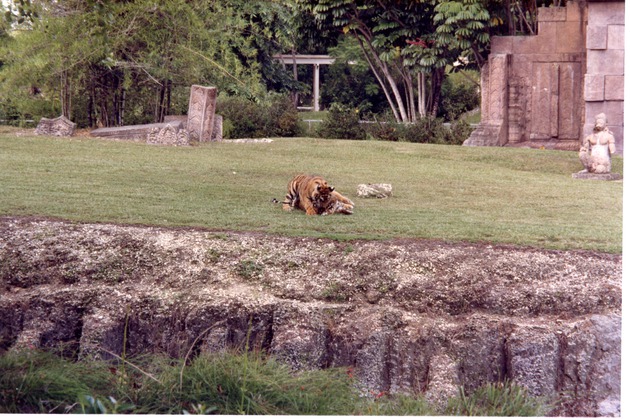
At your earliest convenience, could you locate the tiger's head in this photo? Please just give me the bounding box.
[310,181,335,212]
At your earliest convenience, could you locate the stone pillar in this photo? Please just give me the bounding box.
[186,85,217,142]
[313,63,321,112]
[463,54,509,147]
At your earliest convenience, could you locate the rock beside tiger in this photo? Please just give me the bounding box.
[357,183,392,198]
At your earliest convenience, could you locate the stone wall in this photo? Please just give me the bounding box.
[583,1,625,153]
[465,1,624,154]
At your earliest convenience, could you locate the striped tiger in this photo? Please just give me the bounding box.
[282,174,354,216]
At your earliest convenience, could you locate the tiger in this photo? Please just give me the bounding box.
[281,174,354,216]
[321,190,355,215]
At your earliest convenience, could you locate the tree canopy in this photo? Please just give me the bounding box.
[1,0,564,127]
[1,0,322,127]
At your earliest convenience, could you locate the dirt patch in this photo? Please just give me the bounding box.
[0,216,621,416]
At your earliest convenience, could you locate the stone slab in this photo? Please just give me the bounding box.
[556,21,584,53]
[187,85,217,142]
[607,25,625,50]
[565,1,584,22]
[572,172,622,181]
[90,122,182,140]
[490,36,513,54]
[587,2,625,26]
[604,76,624,101]
[356,184,393,199]
[211,115,223,142]
[586,26,608,50]
[584,74,605,101]
[538,6,566,22]
[586,49,624,75]
[146,123,189,146]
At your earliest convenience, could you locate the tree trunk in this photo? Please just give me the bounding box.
[402,71,416,122]
[60,70,71,119]
[354,34,400,122]
[430,67,445,117]
[418,72,427,118]
[354,31,408,122]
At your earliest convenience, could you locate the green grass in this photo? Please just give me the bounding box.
[298,110,328,120]
[0,127,623,252]
[0,348,548,415]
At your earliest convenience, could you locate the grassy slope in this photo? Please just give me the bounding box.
[0,128,623,252]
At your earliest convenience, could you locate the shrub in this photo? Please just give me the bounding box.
[217,97,267,139]
[439,70,480,122]
[364,114,473,145]
[263,96,302,137]
[317,103,366,140]
[216,95,303,139]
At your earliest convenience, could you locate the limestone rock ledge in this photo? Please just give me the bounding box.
[0,217,621,416]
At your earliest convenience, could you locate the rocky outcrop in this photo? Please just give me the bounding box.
[0,217,621,416]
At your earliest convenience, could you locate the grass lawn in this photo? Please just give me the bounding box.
[0,127,622,253]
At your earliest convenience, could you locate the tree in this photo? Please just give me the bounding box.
[0,0,275,127]
[296,0,453,121]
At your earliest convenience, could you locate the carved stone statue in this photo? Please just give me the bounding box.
[579,113,615,174]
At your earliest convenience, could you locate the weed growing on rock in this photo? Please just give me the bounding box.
[236,260,264,281]
[205,248,222,264]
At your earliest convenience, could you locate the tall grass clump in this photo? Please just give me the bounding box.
[0,349,113,413]
[445,381,548,416]
[161,352,358,415]
[0,348,549,415]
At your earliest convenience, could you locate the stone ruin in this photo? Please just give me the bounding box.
[146,121,190,146]
[186,84,217,142]
[35,115,76,137]
[465,1,624,154]
[90,85,223,145]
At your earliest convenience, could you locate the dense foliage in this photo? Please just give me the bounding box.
[363,115,473,144]
[217,95,303,139]
[0,1,320,128]
[317,102,366,140]
[1,0,566,130]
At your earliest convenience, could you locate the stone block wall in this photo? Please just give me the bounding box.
[465,1,624,154]
[582,1,624,153]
